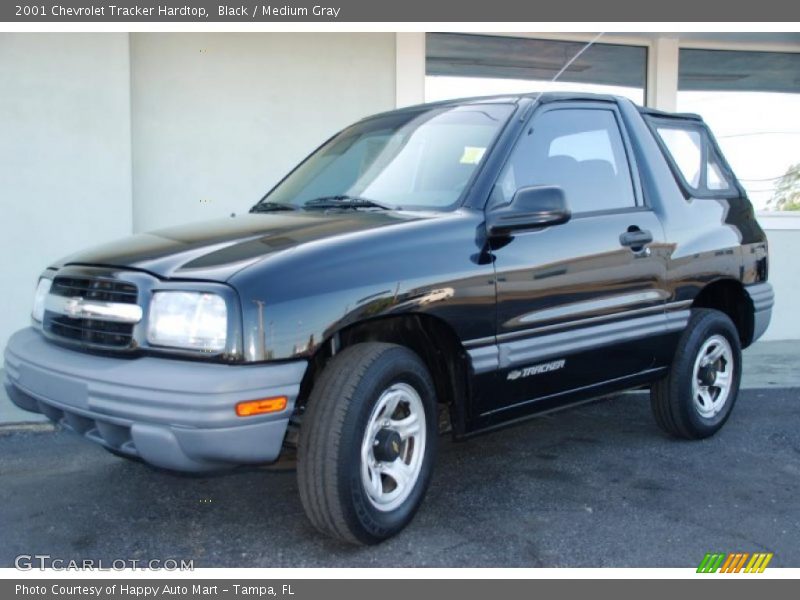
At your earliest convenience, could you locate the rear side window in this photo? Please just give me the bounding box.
[493,107,637,214]
[649,118,737,197]
[657,128,702,187]
[706,156,732,191]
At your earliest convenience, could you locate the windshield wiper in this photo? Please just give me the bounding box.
[303,195,392,211]
[250,201,300,213]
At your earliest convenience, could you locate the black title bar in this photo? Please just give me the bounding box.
[3,0,800,22]
[4,579,798,600]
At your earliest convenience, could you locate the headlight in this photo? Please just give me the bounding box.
[147,292,228,352]
[32,277,53,322]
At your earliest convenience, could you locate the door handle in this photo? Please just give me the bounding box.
[619,228,653,250]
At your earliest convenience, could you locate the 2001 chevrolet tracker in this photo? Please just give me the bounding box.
[4,93,773,544]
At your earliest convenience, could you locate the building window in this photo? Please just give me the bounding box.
[677,48,800,211]
[425,33,647,105]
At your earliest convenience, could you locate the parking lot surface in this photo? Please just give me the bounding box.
[1,388,798,568]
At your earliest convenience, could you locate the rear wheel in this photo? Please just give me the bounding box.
[651,308,742,439]
[297,342,437,544]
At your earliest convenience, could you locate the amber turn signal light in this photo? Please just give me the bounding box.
[235,396,288,417]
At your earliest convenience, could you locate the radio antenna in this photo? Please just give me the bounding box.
[534,32,605,102]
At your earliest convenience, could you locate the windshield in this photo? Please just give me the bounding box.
[255,103,515,212]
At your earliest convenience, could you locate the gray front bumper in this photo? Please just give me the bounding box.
[4,327,307,472]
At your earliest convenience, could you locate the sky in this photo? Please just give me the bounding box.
[426,76,800,211]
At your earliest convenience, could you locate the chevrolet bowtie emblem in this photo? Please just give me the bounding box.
[63,297,84,318]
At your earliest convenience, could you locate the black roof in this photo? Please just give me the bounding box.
[637,106,704,121]
[399,91,624,110]
[359,91,704,123]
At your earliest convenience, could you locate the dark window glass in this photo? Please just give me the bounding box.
[706,155,732,191]
[493,108,636,213]
[260,104,514,211]
[651,120,735,196]
[657,126,703,187]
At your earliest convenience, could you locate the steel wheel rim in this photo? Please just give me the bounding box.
[360,382,426,512]
[692,334,734,419]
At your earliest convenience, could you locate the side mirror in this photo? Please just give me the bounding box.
[486,185,571,236]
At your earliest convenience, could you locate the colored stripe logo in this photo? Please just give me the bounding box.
[697,552,773,573]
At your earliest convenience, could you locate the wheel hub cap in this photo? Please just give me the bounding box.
[698,364,718,386]
[360,382,427,512]
[692,334,734,419]
[373,428,403,462]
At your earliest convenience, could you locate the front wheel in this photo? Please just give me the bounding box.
[651,308,742,439]
[297,343,437,544]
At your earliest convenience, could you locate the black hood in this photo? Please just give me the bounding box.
[56,211,427,281]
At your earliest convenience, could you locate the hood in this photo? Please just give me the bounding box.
[57,211,429,281]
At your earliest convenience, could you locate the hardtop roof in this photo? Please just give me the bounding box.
[360,91,704,122]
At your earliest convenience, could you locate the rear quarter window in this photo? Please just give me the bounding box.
[646,115,740,199]
[657,127,702,187]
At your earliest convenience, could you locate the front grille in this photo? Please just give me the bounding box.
[45,276,139,349]
[47,315,135,348]
[50,276,138,304]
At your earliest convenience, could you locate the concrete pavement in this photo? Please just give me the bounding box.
[1,387,798,567]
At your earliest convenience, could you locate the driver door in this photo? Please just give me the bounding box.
[481,102,668,416]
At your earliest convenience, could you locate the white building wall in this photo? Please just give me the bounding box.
[395,32,426,108]
[757,217,800,341]
[0,33,133,350]
[647,36,679,111]
[130,33,397,232]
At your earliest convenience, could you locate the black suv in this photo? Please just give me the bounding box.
[4,93,773,544]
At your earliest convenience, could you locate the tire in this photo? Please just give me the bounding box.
[297,342,438,545]
[651,308,742,439]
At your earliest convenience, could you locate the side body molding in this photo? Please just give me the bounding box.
[467,310,691,375]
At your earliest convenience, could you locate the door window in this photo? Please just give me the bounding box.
[492,107,637,214]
